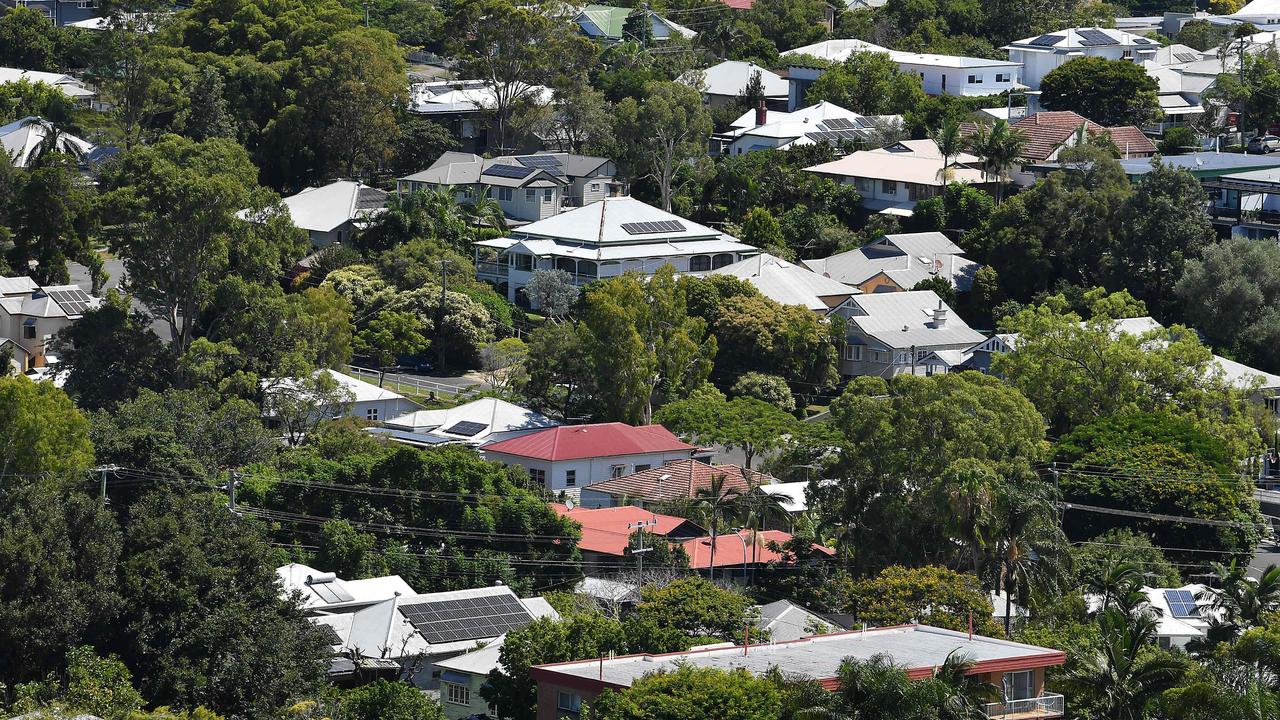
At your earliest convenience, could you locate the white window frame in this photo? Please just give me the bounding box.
[525,188,536,201]
[967,74,982,84]
[842,344,864,362]
[444,682,470,706]
[611,464,627,478]
[365,407,379,421]
[558,691,582,714]
[565,469,576,487]
[1002,670,1035,701]
[529,468,546,486]
[996,72,1011,83]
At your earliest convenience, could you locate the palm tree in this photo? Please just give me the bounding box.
[692,473,742,581]
[992,479,1069,636]
[465,191,508,232]
[967,120,1027,204]
[929,652,998,720]
[932,118,964,184]
[1086,559,1146,614]
[1065,608,1188,720]
[943,460,1000,576]
[1200,561,1280,632]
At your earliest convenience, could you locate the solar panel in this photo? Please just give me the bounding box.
[1077,28,1117,46]
[822,117,856,130]
[621,220,685,235]
[1175,52,1200,63]
[307,580,354,604]
[518,155,563,168]
[483,163,534,179]
[1165,589,1199,618]
[399,593,534,644]
[46,288,93,315]
[443,420,488,437]
[1028,34,1063,47]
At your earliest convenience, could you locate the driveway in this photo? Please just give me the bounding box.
[68,257,171,340]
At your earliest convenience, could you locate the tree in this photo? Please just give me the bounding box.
[1039,57,1161,127]
[0,375,94,482]
[522,321,595,420]
[180,67,238,142]
[912,276,957,307]
[479,337,529,397]
[12,152,96,285]
[805,52,926,116]
[0,7,65,71]
[741,207,785,254]
[1065,607,1188,720]
[1177,20,1229,51]
[635,578,757,644]
[966,119,1026,203]
[110,489,330,717]
[1201,561,1280,633]
[933,118,964,183]
[851,566,1003,636]
[1114,160,1215,317]
[485,615,629,720]
[745,0,829,49]
[51,291,171,411]
[1158,126,1198,155]
[612,81,712,211]
[713,293,839,391]
[354,310,429,368]
[1175,236,1280,372]
[905,182,993,235]
[580,267,715,423]
[0,77,76,124]
[101,136,307,362]
[1073,529,1182,590]
[12,646,146,719]
[692,476,744,581]
[340,680,446,720]
[656,395,797,470]
[522,269,580,319]
[391,115,458,175]
[586,666,782,720]
[730,371,795,412]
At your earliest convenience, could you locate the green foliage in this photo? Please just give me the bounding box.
[13,646,146,720]
[729,371,795,412]
[339,680,446,720]
[0,78,76,124]
[1177,20,1229,51]
[12,151,96,285]
[354,310,429,368]
[110,489,330,717]
[1175,236,1280,373]
[612,81,712,211]
[52,291,172,411]
[1056,411,1235,472]
[851,565,1003,635]
[903,182,993,235]
[1158,126,1198,155]
[1039,56,1161,127]
[655,394,797,469]
[1072,528,1182,589]
[911,276,957,307]
[586,665,782,720]
[636,578,758,645]
[805,51,927,116]
[0,7,67,71]
[741,207,786,256]
[0,375,95,483]
[713,293,839,393]
[1209,47,1280,134]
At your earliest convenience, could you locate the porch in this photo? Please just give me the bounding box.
[982,693,1065,719]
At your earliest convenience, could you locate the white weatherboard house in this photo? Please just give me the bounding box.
[804,139,991,216]
[715,101,900,156]
[261,368,421,425]
[684,60,790,108]
[782,39,1023,107]
[434,638,507,719]
[802,232,980,294]
[276,563,417,609]
[839,290,985,377]
[474,196,757,308]
[371,397,559,447]
[0,67,96,104]
[279,180,387,247]
[706,253,861,316]
[1004,27,1161,89]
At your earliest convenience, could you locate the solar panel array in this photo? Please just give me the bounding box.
[621,220,685,235]
[443,420,488,437]
[1028,34,1063,47]
[400,593,534,643]
[821,117,857,130]
[806,129,866,144]
[1165,589,1199,618]
[483,163,535,179]
[47,287,94,315]
[518,155,565,175]
[306,580,355,604]
[1175,51,1200,63]
[1077,28,1117,46]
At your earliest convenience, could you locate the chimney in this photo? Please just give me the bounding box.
[931,300,948,328]
[755,100,767,127]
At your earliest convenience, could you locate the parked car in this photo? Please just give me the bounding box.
[1248,135,1280,153]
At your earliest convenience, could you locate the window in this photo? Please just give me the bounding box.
[565,470,576,487]
[611,464,627,478]
[445,682,470,706]
[941,75,946,91]
[712,253,735,269]
[365,408,379,421]
[1002,670,1035,701]
[842,344,864,362]
[525,189,536,201]
[996,72,1011,83]
[967,74,982,84]
[510,253,534,271]
[78,0,98,7]
[590,183,600,192]
[1122,49,1134,59]
[22,322,36,340]
[635,464,651,472]
[498,187,513,201]
[529,468,546,486]
[855,177,872,193]
[908,183,928,201]
[558,691,582,714]
[543,189,553,202]
[689,255,711,271]
[881,179,898,195]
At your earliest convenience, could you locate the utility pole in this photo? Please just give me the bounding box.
[93,464,120,506]
[627,516,658,590]
[228,471,240,512]
[363,0,369,26]
[436,259,450,370]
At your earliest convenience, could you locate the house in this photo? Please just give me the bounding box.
[753,479,819,514]
[679,529,835,576]
[481,422,710,498]
[756,599,847,641]
[575,4,696,43]
[530,624,1067,720]
[308,584,559,688]
[277,180,386,247]
[802,232,980,295]
[261,368,421,426]
[683,60,789,108]
[0,277,99,371]
[1085,585,1213,650]
[276,563,417,609]
[714,100,901,156]
[782,39,1024,107]
[370,397,559,448]
[804,140,992,216]
[408,80,554,154]
[1004,27,1162,89]
[839,290,985,377]
[1028,152,1280,185]
[552,503,705,573]
[0,116,97,168]
[705,253,861,316]
[968,111,1156,187]
[579,459,772,509]
[433,638,506,720]
[472,196,757,307]
[397,151,624,225]
[1203,166,1280,240]
[1,0,100,26]
[1141,61,1210,135]
[0,67,95,105]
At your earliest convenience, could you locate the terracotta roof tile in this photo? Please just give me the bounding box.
[581,460,776,503]
[678,530,835,569]
[552,504,704,556]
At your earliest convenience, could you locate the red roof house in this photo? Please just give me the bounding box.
[578,459,776,508]
[678,529,835,570]
[552,504,704,571]
[481,423,708,496]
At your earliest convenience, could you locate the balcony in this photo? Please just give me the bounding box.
[983,693,1064,720]
[476,260,507,282]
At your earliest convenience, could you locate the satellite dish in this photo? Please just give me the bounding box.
[565,498,576,510]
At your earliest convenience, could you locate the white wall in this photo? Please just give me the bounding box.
[1013,46,1143,89]
[482,450,697,495]
[349,398,420,424]
[897,62,1020,96]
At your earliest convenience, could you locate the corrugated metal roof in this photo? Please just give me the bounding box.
[482,422,695,461]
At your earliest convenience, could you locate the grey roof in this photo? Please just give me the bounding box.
[535,625,1062,688]
[400,151,611,186]
[876,232,964,257]
[1117,152,1280,176]
[756,600,845,642]
[846,290,985,350]
[802,234,978,291]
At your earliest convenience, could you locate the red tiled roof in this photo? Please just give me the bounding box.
[678,530,835,569]
[720,0,753,8]
[552,504,704,556]
[581,459,775,503]
[1103,126,1158,157]
[482,423,695,461]
[1006,111,1156,161]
